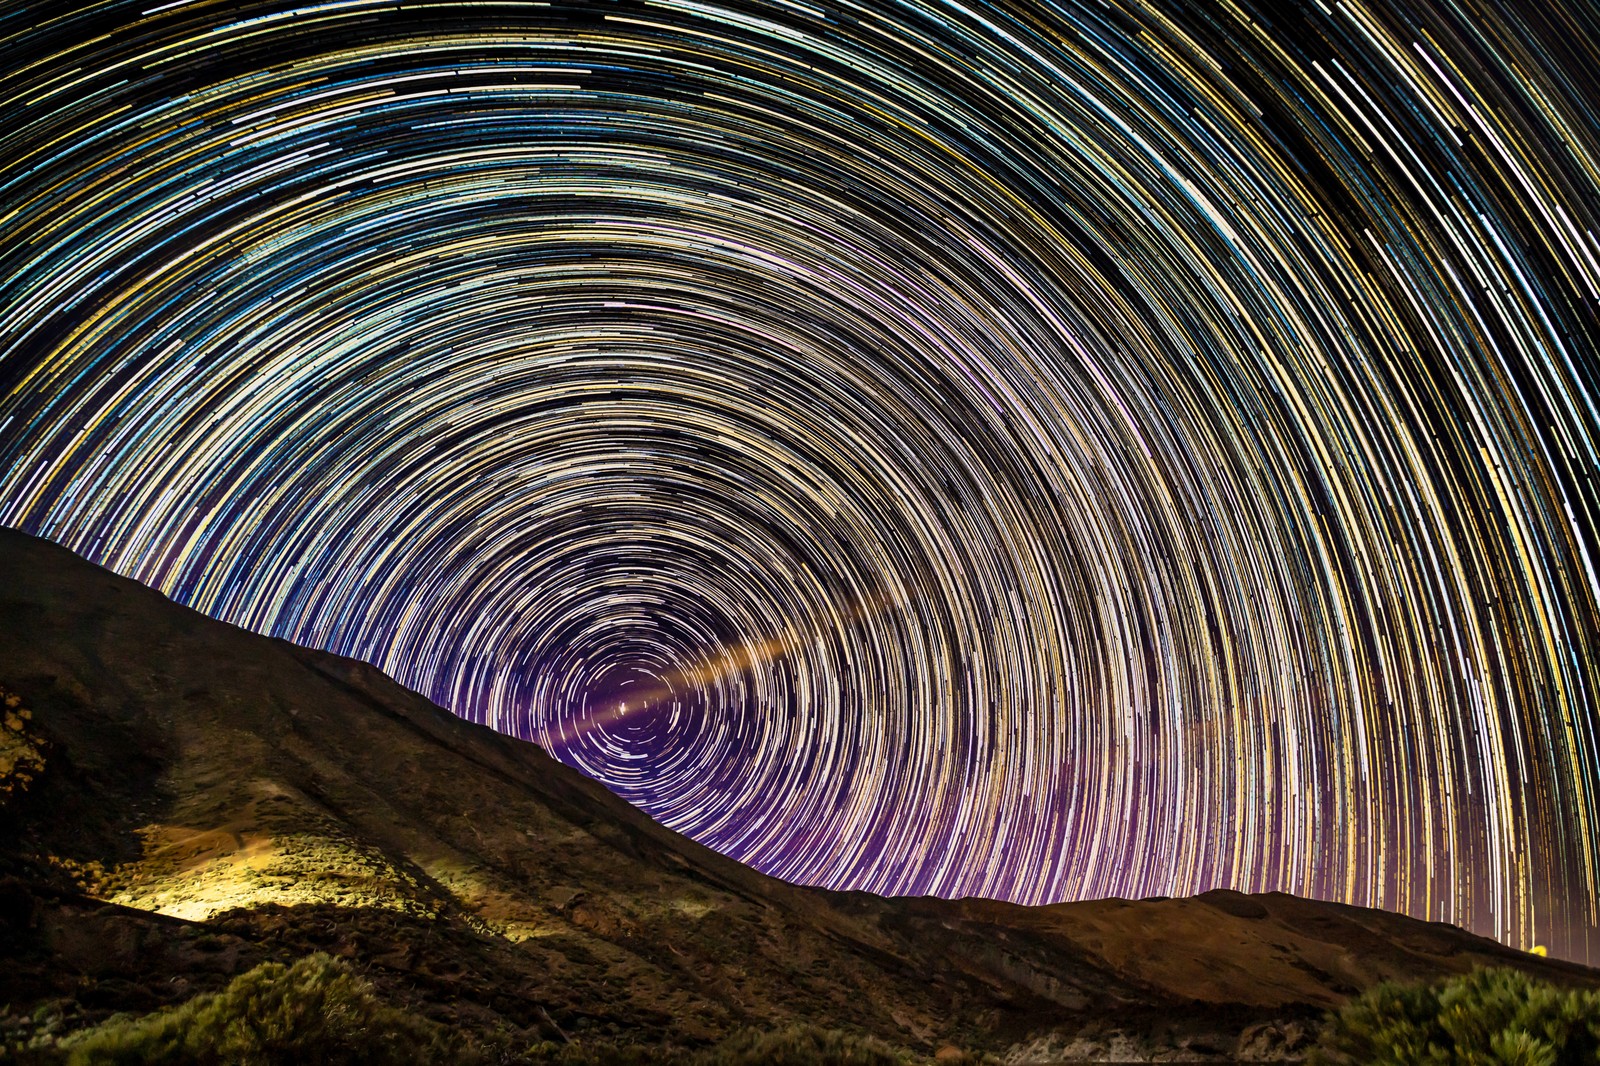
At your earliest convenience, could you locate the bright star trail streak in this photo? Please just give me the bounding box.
[3,0,1600,960]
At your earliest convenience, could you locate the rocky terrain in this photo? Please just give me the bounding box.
[2,526,1594,1061]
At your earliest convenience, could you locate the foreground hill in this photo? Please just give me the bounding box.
[1,527,1593,1061]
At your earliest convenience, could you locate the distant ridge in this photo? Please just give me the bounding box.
[3,526,1594,1061]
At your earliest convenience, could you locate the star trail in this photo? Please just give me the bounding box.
[3,0,1599,960]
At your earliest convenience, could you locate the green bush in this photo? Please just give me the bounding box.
[1313,967,1600,1065]
[60,952,456,1065]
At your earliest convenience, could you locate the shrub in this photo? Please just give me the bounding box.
[0,687,46,802]
[1313,967,1600,1065]
[60,952,456,1065]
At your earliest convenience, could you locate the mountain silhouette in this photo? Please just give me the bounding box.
[2,526,1593,1061]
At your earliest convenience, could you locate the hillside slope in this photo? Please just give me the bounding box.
[1,527,1592,1060]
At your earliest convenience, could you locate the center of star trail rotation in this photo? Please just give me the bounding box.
[2,0,1599,961]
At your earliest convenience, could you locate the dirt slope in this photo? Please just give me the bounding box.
[1,526,1592,1060]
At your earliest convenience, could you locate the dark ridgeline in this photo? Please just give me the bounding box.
[1,526,1593,1062]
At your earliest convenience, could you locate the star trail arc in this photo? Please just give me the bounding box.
[3,0,1600,960]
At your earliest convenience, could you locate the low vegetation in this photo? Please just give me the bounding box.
[0,687,45,804]
[19,950,1595,1065]
[1312,966,1600,1065]
[22,953,456,1065]
[8,950,959,1065]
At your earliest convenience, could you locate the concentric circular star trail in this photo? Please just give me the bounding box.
[4,0,1599,959]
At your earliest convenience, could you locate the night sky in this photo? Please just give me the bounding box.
[3,0,1599,961]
